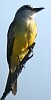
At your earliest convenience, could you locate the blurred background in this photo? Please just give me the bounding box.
[0,0,51,100]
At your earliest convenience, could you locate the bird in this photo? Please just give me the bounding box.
[0,5,44,100]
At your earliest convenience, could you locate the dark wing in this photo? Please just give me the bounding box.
[7,20,15,68]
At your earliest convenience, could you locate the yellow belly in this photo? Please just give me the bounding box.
[11,20,37,72]
[13,20,37,55]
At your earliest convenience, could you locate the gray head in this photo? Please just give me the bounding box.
[15,5,44,19]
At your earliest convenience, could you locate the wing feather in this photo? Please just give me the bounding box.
[7,20,15,68]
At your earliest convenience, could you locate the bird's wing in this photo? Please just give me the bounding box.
[7,20,15,68]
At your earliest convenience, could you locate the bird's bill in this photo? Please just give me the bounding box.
[33,7,45,12]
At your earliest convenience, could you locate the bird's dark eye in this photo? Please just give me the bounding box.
[25,5,32,9]
[25,5,33,10]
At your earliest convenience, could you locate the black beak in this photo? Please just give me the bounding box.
[33,7,45,12]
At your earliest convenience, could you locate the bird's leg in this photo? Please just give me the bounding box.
[17,42,35,70]
[27,42,36,60]
[17,42,36,76]
[17,55,25,69]
[20,42,35,65]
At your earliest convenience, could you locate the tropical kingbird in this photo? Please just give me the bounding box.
[0,5,44,100]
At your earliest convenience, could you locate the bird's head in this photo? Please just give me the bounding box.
[16,5,44,19]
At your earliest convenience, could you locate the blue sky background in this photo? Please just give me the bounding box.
[0,0,51,100]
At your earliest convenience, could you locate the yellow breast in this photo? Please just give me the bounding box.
[11,20,37,62]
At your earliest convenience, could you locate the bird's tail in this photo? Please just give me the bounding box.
[0,70,17,100]
[0,71,11,100]
[12,79,17,95]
